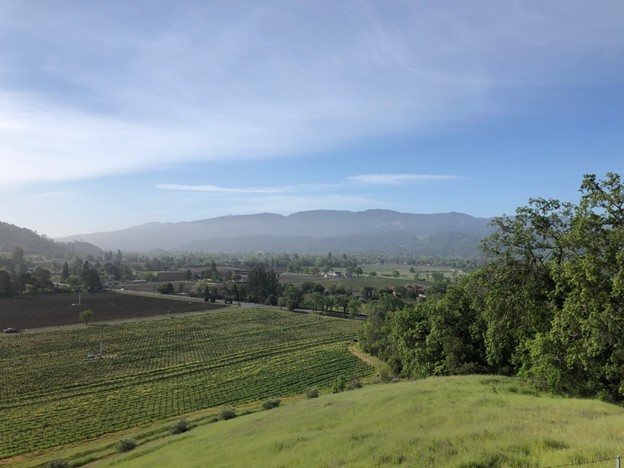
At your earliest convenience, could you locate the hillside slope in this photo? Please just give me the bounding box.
[0,220,102,258]
[105,376,624,467]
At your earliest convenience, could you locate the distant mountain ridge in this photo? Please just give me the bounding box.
[58,210,492,256]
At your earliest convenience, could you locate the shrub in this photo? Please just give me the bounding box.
[218,406,237,420]
[116,438,137,453]
[347,378,362,390]
[378,365,393,383]
[170,417,190,435]
[47,460,69,468]
[332,376,346,393]
[306,387,320,399]
[262,397,281,410]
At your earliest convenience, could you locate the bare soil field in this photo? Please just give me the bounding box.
[0,292,226,330]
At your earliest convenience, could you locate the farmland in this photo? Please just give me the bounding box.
[0,292,226,330]
[0,308,370,459]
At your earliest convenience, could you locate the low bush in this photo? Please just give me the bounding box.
[170,417,190,435]
[306,387,320,399]
[347,378,362,390]
[47,460,69,468]
[262,397,281,410]
[218,406,237,420]
[378,365,393,383]
[116,438,137,453]
[332,376,346,393]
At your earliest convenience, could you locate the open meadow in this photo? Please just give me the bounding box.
[0,308,370,461]
[105,376,624,468]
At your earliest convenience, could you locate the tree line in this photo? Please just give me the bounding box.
[360,173,624,402]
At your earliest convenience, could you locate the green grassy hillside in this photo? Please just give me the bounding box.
[103,376,624,468]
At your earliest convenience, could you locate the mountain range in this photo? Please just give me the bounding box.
[58,210,492,256]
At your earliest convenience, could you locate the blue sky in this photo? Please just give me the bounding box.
[1,0,623,237]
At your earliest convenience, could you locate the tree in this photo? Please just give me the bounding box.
[280,285,302,311]
[79,309,94,325]
[246,264,279,303]
[158,283,175,294]
[519,173,624,399]
[387,173,624,401]
[348,298,361,318]
[0,270,13,297]
[80,261,102,292]
[60,262,70,281]
[12,246,26,276]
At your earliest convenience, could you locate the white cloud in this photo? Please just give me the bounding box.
[347,174,462,185]
[0,1,622,186]
[156,184,288,194]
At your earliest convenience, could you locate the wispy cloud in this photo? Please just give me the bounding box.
[157,182,342,194]
[1,2,622,187]
[347,174,462,185]
[157,184,288,194]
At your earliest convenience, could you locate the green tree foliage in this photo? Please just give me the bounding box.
[383,173,624,402]
[246,264,279,303]
[79,309,94,325]
[393,278,486,378]
[279,284,302,311]
[331,376,346,393]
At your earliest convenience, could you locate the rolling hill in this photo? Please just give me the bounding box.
[0,221,102,259]
[30,375,624,467]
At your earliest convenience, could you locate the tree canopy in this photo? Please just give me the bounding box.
[364,173,624,402]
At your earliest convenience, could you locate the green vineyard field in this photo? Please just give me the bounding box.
[0,308,370,459]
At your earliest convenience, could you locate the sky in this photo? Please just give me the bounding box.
[1,0,623,238]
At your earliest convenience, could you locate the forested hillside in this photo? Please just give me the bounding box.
[0,221,102,259]
[361,173,624,402]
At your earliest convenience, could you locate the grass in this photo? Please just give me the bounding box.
[0,308,370,460]
[100,375,624,467]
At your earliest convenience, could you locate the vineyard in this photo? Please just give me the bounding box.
[0,308,370,459]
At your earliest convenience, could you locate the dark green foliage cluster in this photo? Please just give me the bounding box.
[218,406,237,420]
[170,418,190,435]
[331,376,346,393]
[262,397,281,410]
[47,460,69,468]
[346,378,362,390]
[116,438,136,453]
[305,387,320,399]
[158,282,175,294]
[363,173,624,402]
